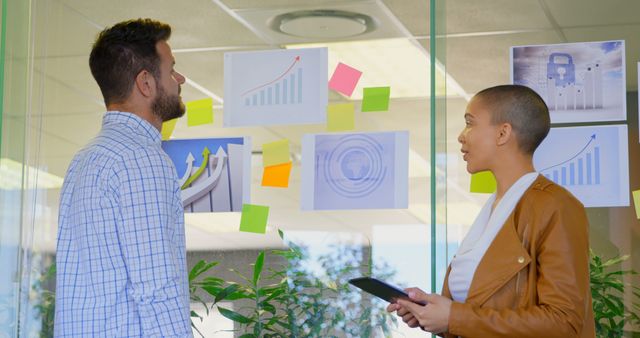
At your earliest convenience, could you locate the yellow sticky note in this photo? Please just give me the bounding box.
[262,139,290,167]
[470,171,496,193]
[632,190,640,219]
[262,162,292,188]
[186,98,214,126]
[161,118,178,140]
[327,103,355,132]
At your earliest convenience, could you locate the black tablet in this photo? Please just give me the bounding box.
[348,277,425,305]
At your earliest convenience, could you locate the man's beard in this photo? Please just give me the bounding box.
[152,83,185,122]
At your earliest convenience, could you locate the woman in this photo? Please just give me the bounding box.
[387,85,595,338]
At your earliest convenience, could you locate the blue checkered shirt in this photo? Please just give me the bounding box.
[55,112,192,337]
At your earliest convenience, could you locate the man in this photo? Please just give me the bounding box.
[388,85,595,337]
[55,19,192,337]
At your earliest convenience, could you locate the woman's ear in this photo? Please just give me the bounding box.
[134,70,156,98]
[496,123,513,146]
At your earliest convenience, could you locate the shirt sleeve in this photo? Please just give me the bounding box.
[112,147,192,337]
[447,195,591,338]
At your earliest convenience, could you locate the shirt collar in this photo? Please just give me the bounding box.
[102,111,161,145]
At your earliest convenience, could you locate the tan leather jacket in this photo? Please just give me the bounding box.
[442,175,595,338]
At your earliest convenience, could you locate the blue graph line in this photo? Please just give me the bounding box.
[539,134,596,172]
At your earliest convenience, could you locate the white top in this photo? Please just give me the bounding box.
[448,172,539,302]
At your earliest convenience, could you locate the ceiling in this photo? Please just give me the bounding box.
[23,0,640,251]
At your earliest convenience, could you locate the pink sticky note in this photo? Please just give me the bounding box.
[329,62,362,97]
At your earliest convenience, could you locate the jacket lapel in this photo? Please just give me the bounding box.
[464,212,531,306]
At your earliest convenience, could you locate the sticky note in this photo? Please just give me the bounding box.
[633,190,640,219]
[327,103,355,132]
[329,62,362,97]
[161,118,178,140]
[470,171,496,193]
[186,98,214,126]
[262,162,292,188]
[361,87,391,112]
[239,204,269,234]
[262,139,290,167]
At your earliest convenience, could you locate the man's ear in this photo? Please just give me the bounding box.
[134,70,156,98]
[496,123,513,146]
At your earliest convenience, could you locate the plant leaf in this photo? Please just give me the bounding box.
[189,260,219,282]
[218,306,253,324]
[253,251,265,286]
[215,284,240,304]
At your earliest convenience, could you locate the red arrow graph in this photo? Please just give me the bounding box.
[241,56,301,96]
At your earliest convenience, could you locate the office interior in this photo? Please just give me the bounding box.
[0,0,638,337]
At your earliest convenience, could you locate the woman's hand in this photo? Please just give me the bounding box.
[386,287,426,329]
[396,288,452,334]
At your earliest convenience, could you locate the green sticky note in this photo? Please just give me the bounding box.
[262,139,290,167]
[327,103,355,131]
[186,98,214,126]
[361,86,390,112]
[633,190,640,220]
[239,204,269,234]
[470,171,496,194]
[161,118,178,140]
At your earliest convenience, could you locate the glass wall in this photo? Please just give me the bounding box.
[3,0,638,337]
[1,0,442,337]
[442,1,640,336]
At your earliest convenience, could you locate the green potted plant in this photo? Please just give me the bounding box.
[189,230,397,337]
[589,249,640,337]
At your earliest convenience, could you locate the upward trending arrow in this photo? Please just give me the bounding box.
[181,147,211,190]
[178,152,195,187]
[540,134,596,172]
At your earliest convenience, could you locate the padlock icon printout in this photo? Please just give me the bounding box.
[547,53,575,87]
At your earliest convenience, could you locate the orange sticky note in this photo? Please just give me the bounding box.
[261,162,292,188]
[632,190,640,219]
[161,118,178,140]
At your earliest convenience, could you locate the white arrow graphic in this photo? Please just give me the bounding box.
[181,146,228,207]
[177,152,195,187]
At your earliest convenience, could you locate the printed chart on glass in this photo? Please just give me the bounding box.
[533,125,629,207]
[162,137,251,213]
[224,48,328,127]
[301,131,408,210]
[511,40,626,123]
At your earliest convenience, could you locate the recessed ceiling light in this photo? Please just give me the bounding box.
[270,10,377,39]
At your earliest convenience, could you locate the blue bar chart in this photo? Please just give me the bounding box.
[542,145,600,186]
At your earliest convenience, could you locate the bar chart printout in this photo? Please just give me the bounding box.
[540,134,600,186]
[224,48,328,127]
[533,125,629,207]
[243,59,303,107]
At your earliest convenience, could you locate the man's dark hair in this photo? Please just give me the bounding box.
[475,84,550,155]
[89,18,171,105]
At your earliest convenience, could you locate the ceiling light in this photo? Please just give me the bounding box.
[270,10,376,39]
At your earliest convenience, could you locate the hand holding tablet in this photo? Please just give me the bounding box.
[348,277,427,306]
